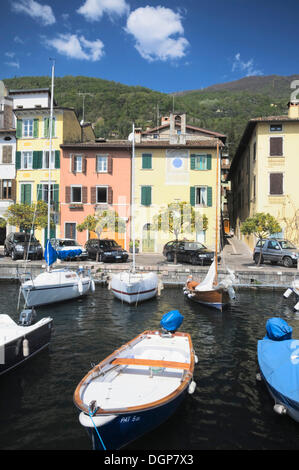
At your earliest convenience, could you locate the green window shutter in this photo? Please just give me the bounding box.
[190,154,196,170]
[21,184,31,204]
[141,186,151,206]
[207,154,212,170]
[53,184,59,202]
[33,119,39,138]
[55,150,60,169]
[37,184,43,201]
[16,120,22,138]
[32,151,42,169]
[44,118,49,138]
[142,153,152,169]
[16,151,21,170]
[207,186,213,207]
[190,186,195,206]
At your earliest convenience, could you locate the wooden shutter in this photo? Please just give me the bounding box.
[108,155,113,174]
[190,186,195,206]
[82,186,88,203]
[16,120,22,138]
[91,187,97,204]
[190,155,196,170]
[33,151,42,169]
[207,187,213,207]
[108,186,113,204]
[11,180,16,201]
[2,145,12,163]
[55,150,60,169]
[44,117,49,138]
[270,137,283,156]
[71,154,76,173]
[142,153,152,169]
[65,186,71,203]
[33,119,39,138]
[270,173,283,195]
[15,151,21,170]
[53,184,59,205]
[141,186,151,206]
[206,154,212,170]
[83,157,87,174]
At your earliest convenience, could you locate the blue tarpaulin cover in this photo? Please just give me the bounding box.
[264,317,292,341]
[258,318,299,403]
[56,249,82,260]
[160,310,184,332]
[44,240,57,266]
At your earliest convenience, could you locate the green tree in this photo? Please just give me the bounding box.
[153,201,208,263]
[0,201,51,232]
[241,212,282,265]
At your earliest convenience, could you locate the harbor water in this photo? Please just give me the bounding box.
[1,280,299,450]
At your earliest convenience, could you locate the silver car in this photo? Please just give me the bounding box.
[253,238,299,267]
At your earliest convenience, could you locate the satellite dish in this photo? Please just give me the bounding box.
[128,132,134,141]
[0,81,7,98]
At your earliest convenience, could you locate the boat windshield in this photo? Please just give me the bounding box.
[279,240,297,249]
[14,234,37,242]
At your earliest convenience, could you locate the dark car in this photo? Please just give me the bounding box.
[4,232,43,260]
[163,240,220,265]
[253,238,299,267]
[85,239,129,262]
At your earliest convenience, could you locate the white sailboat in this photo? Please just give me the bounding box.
[20,61,94,308]
[110,124,159,304]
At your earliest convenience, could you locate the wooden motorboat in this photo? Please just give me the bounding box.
[73,311,196,450]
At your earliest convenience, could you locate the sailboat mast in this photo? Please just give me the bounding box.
[215,141,220,283]
[131,123,136,273]
[47,60,55,243]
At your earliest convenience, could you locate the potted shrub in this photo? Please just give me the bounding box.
[129,240,139,253]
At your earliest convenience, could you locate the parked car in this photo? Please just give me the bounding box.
[85,239,129,262]
[162,240,220,265]
[4,232,43,260]
[50,238,88,261]
[253,238,299,267]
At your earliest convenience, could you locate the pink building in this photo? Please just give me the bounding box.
[60,141,131,249]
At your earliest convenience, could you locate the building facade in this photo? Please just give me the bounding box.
[228,100,299,249]
[60,141,131,249]
[0,82,16,243]
[133,113,226,253]
[10,88,94,246]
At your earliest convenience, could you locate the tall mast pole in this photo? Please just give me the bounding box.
[215,141,220,283]
[47,59,55,270]
[131,123,136,273]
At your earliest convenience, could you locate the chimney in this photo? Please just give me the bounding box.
[134,127,142,143]
[288,100,299,119]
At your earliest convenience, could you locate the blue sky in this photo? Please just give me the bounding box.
[1,0,299,93]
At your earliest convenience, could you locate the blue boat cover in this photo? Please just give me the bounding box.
[264,317,292,341]
[258,318,299,403]
[56,249,82,260]
[160,310,184,332]
[44,240,57,266]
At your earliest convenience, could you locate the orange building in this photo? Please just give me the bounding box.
[60,141,131,249]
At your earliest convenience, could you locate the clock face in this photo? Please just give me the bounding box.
[172,157,183,169]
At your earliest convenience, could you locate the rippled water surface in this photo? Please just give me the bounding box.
[1,281,299,450]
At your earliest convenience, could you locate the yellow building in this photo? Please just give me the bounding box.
[228,99,299,249]
[12,88,94,246]
[133,113,226,253]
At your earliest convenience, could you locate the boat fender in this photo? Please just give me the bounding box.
[188,380,196,394]
[256,372,262,381]
[228,286,236,300]
[194,354,198,364]
[91,279,95,292]
[273,404,287,415]
[78,279,83,295]
[294,301,299,311]
[283,288,293,298]
[23,338,29,357]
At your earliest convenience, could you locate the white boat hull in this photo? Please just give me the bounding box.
[110,272,158,304]
[21,269,92,307]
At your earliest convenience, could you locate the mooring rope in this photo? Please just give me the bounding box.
[88,408,107,451]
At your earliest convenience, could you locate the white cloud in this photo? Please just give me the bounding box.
[77,0,129,22]
[11,0,56,26]
[14,36,24,44]
[5,60,20,69]
[5,52,16,58]
[232,52,263,76]
[125,6,189,62]
[45,34,104,62]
